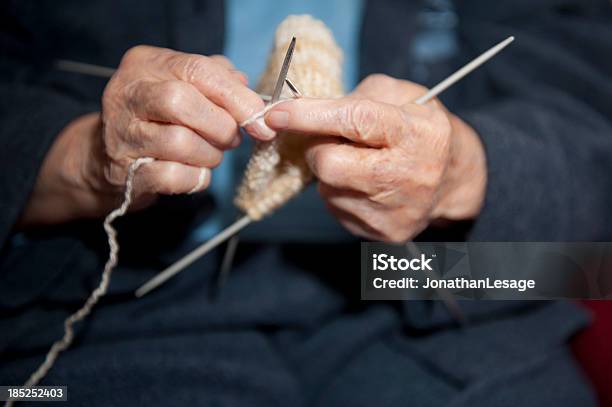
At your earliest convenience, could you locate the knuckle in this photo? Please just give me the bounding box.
[158,81,185,114]
[166,126,192,153]
[214,124,237,147]
[408,82,428,95]
[348,99,380,141]
[101,79,127,113]
[178,55,211,82]
[208,149,224,168]
[121,45,151,65]
[401,111,418,137]
[434,109,452,138]
[367,154,394,186]
[210,54,232,67]
[363,73,395,88]
[103,160,129,187]
[206,75,237,104]
[417,160,446,192]
[311,148,339,183]
[126,119,151,149]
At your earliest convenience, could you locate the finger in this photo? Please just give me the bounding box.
[129,121,224,168]
[326,204,383,241]
[319,183,377,220]
[351,74,432,106]
[265,97,416,147]
[209,55,235,69]
[130,80,240,149]
[319,185,386,240]
[230,70,249,86]
[134,160,211,196]
[305,140,384,195]
[169,54,274,140]
[209,55,248,85]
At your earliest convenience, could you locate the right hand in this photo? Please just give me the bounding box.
[19,46,275,227]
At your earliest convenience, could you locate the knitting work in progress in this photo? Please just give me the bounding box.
[8,15,339,402]
[235,15,344,220]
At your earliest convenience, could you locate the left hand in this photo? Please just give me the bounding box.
[264,74,487,242]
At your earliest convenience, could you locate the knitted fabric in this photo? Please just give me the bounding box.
[234,15,344,220]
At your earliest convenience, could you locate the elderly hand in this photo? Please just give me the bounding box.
[20,46,274,227]
[264,74,487,242]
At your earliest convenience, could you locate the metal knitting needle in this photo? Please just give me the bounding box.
[136,37,297,298]
[215,228,241,295]
[54,59,276,102]
[216,78,302,293]
[215,76,303,292]
[215,78,303,295]
[405,241,467,325]
[215,38,297,293]
[414,36,514,104]
[135,35,514,298]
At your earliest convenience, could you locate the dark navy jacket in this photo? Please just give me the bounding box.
[0,0,610,405]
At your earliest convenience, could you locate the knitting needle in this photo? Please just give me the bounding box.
[284,77,303,97]
[136,37,297,298]
[135,35,515,298]
[413,35,514,104]
[271,37,297,103]
[54,59,275,101]
[214,38,298,293]
[405,241,467,325]
[214,230,241,295]
[135,215,252,297]
[215,75,303,294]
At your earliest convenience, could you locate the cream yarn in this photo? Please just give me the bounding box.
[234,15,344,220]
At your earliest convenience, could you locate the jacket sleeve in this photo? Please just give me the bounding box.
[457,0,612,240]
[0,82,96,247]
[0,7,99,247]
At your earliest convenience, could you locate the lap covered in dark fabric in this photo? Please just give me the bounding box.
[0,201,595,406]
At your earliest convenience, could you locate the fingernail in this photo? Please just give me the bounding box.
[188,168,211,195]
[249,117,276,140]
[266,111,289,130]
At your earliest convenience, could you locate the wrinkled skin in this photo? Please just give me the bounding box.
[20,46,274,226]
[266,74,487,242]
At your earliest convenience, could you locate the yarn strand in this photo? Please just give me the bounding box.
[6,157,154,407]
[11,96,301,398]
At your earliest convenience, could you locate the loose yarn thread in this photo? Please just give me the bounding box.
[13,15,339,401]
[6,157,152,406]
[239,100,288,127]
[12,99,289,404]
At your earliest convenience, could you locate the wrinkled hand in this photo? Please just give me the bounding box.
[265,74,487,242]
[96,45,274,200]
[20,46,274,227]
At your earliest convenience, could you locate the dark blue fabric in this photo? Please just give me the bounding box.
[0,0,609,405]
[0,201,595,405]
